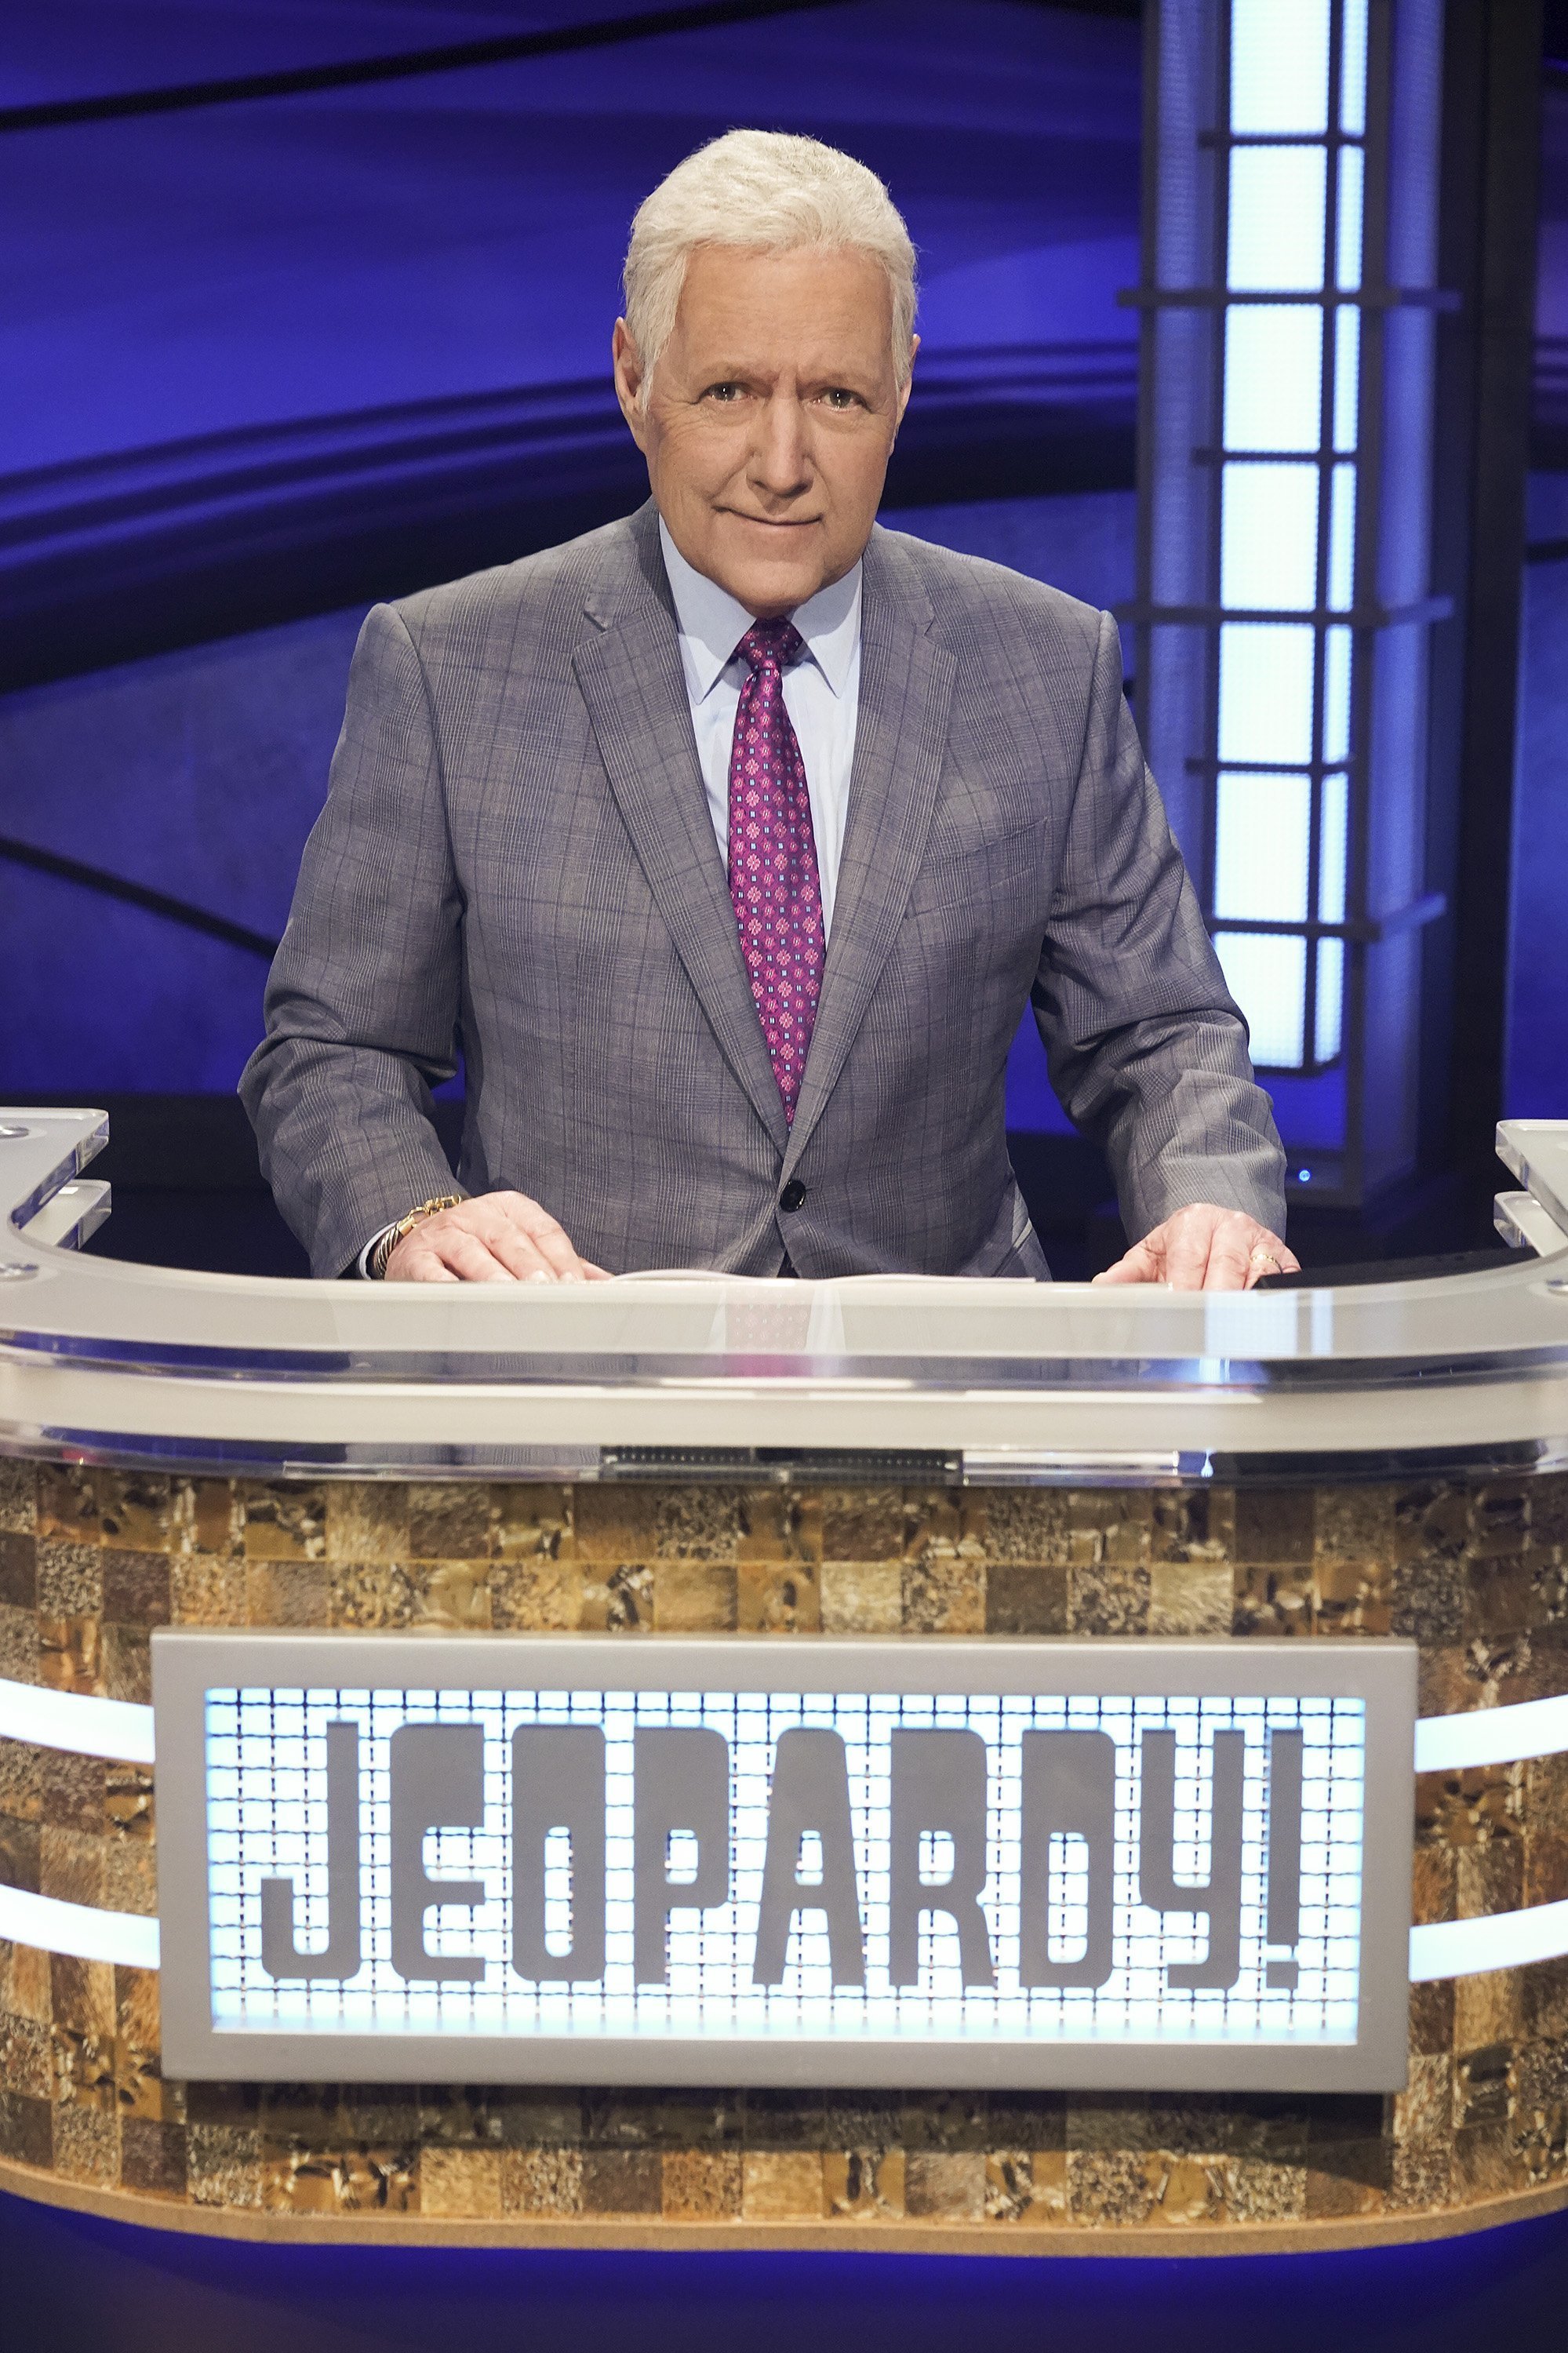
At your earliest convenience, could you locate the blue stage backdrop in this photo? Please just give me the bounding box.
[0,0,1560,1129]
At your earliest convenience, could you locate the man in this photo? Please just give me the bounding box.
[242,129,1297,1292]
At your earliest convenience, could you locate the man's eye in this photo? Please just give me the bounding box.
[704,383,744,402]
[821,388,860,410]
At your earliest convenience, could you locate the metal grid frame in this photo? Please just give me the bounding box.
[1126,0,1451,1204]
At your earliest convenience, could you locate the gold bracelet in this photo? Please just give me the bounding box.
[368,1194,464,1281]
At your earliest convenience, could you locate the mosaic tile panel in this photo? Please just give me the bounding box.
[1,1461,1566,2238]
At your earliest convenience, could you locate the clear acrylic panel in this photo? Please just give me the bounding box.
[1322,625,1352,762]
[1315,938,1346,1064]
[1227,148,1329,293]
[1340,0,1370,135]
[1319,771,1349,923]
[1224,307,1324,451]
[1333,304,1361,451]
[1218,623,1317,765]
[1221,463,1322,609]
[1215,772,1312,922]
[1230,0,1330,134]
[1216,933,1308,1070]
[1327,464,1357,609]
[1336,146,1365,292]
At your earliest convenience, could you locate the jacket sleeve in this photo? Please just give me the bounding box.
[238,602,467,1278]
[1031,609,1289,1242]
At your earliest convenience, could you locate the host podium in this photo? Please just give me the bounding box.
[2,1107,1567,2256]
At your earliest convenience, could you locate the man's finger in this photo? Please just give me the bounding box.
[1202,1219,1257,1291]
[431,1229,518,1283]
[493,1195,588,1281]
[476,1217,575,1284]
[1092,1239,1161,1286]
[1162,1213,1215,1290]
[390,1249,460,1284]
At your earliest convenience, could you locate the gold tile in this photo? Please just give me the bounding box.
[103,1626,151,1705]
[52,2099,118,2186]
[1232,1564,1314,1638]
[491,1559,581,1631]
[653,1488,741,1561]
[741,2150,824,2220]
[326,1483,410,1565]
[1067,2149,1159,2224]
[572,1487,662,1563]
[239,1483,326,1561]
[1454,1966,1524,2050]
[36,1466,100,1544]
[38,1826,104,1908]
[171,1479,242,1558]
[187,2122,265,2209]
[170,1555,248,1626]
[904,2149,985,2219]
[653,1560,737,1631]
[36,1540,102,1617]
[96,1475,173,1555]
[420,2145,504,2218]
[1,1941,51,2024]
[491,1486,572,1562]
[51,2023,117,2109]
[984,1562,1069,1635]
[0,2010,50,2097]
[1149,1560,1233,1637]
[502,2146,583,2213]
[1151,1489,1234,1565]
[737,1489,822,1566]
[49,1955,115,2036]
[1068,1562,1151,1636]
[0,1459,35,1534]
[246,1561,331,1627]
[101,1839,158,1918]
[38,1614,103,1697]
[824,2147,904,2218]
[407,1484,490,1561]
[902,1549,985,1634]
[820,1560,901,1634]
[662,2148,741,2219]
[820,1489,904,1563]
[578,1564,653,1632]
[981,1490,1073,1565]
[0,1602,37,1684]
[737,1561,820,1633]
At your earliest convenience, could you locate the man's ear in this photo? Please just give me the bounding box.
[890,334,919,445]
[612,319,649,450]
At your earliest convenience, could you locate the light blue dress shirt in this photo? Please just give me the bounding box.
[658,518,862,938]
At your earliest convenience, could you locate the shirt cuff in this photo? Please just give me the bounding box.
[356,1224,397,1279]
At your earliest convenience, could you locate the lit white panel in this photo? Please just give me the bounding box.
[1224,307,1323,452]
[1336,146,1365,291]
[1314,941,1344,1065]
[1319,773,1348,923]
[1327,464,1356,609]
[1215,773,1312,922]
[1228,148,1328,292]
[1322,626,1352,762]
[1333,307,1361,451]
[1416,1693,1568,1773]
[1410,1900,1568,1984]
[1217,933,1308,1069]
[1341,0,1369,135]
[1229,0,1330,134]
[1221,463,1322,610]
[1217,624,1316,765]
[0,1673,156,1764]
[0,1882,162,1969]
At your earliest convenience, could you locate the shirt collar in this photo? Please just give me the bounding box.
[658,517,862,705]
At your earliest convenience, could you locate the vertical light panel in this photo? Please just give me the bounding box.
[1210,0,1366,1074]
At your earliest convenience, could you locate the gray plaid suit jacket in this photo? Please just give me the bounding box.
[241,500,1285,1279]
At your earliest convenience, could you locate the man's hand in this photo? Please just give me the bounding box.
[384,1192,612,1283]
[1091,1202,1299,1292]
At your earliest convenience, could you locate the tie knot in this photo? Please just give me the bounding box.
[735,617,805,676]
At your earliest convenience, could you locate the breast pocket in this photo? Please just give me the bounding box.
[904,815,1050,919]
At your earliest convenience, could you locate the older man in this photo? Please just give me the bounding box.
[242,129,1296,1291]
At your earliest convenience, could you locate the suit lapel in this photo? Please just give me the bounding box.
[573,518,789,1150]
[784,544,956,1166]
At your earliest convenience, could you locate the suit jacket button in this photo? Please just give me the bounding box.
[779,1180,807,1212]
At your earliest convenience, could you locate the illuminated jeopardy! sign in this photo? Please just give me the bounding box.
[151,1633,1416,2090]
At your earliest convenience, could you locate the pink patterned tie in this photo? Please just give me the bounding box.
[727,619,826,1124]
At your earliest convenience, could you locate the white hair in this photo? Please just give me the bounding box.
[621,129,917,407]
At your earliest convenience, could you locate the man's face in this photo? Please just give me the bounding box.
[613,242,915,616]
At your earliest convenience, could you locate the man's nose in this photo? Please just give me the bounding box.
[748,395,812,499]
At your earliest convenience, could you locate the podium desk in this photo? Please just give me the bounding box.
[2,1107,1567,2257]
